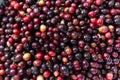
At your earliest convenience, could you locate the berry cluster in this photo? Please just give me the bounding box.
[0,0,120,80]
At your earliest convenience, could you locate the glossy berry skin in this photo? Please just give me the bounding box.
[13,29,19,35]
[98,25,108,34]
[86,0,93,4]
[35,52,43,60]
[19,11,25,17]
[14,3,21,10]
[40,24,47,33]
[90,18,97,24]
[10,1,17,7]
[38,0,45,6]
[88,11,95,17]
[43,70,50,78]
[106,72,113,80]
[96,18,104,26]
[64,14,71,20]
[23,53,31,61]
[65,46,72,55]
[105,32,112,39]
[44,54,50,61]
[56,76,63,80]
[23,16,31,23]
[95,0,103,6]
[69,7,75,14]
[33,60,41,67]
[37,75,44,80]
[0,69,5,75]
[49,51,56,57]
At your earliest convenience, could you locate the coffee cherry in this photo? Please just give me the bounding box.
[98,25,108,34]
[95,0,104,5]
[106,72,113,80]
[23,16,31,23]
[44,54,50,61]
[40,24,47,33]
[0,0,120,79]
[23,53,31,61]
[49,51,56,57]
[105,32,112,39]
[13,29,19,35]
[0,69,5,75]
[10,1,17,7]
[37,75,44,80]
[96,18,104,26]
[54,71,59,77]
[69,7,75,14]
[43,70,50,78]
[35,52,43,60]
[33,60,41,67]
[38,0,45,6]
[65,46,72,55]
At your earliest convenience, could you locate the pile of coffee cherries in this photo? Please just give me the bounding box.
[0,0,120,80]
